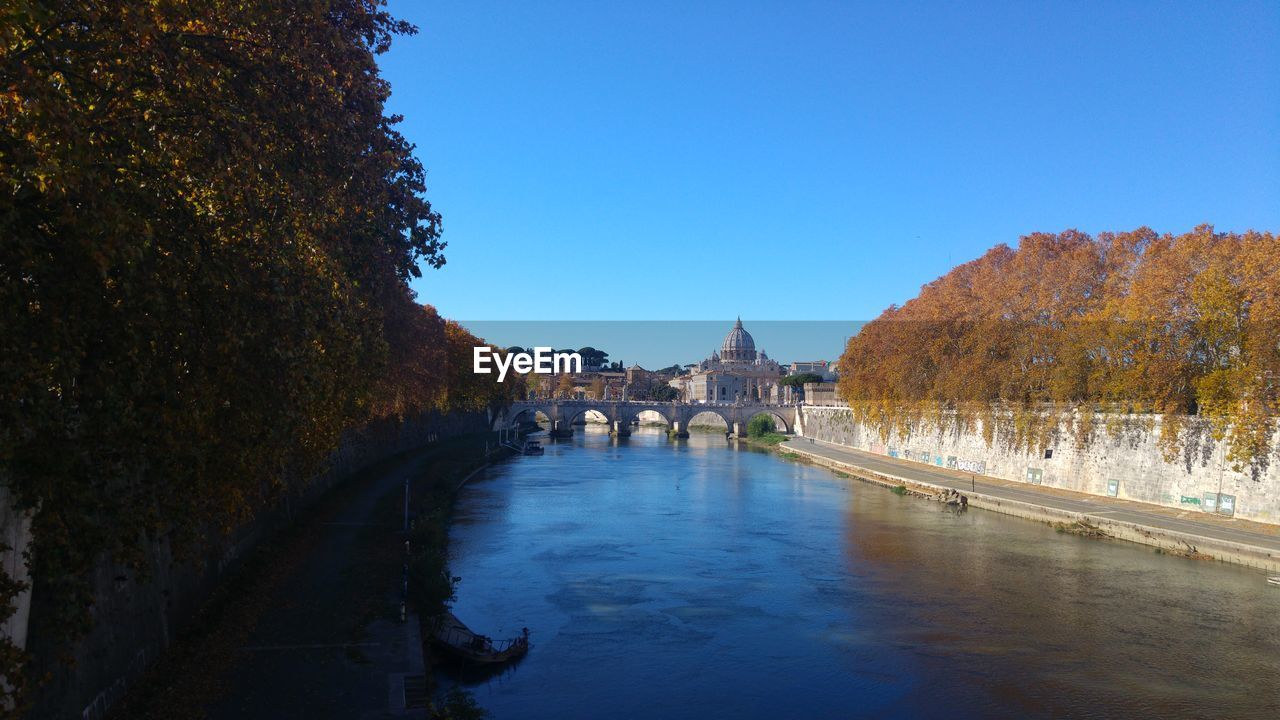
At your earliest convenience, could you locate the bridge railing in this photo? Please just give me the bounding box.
[511,399,797,408]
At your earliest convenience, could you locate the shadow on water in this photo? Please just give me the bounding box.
[434,652,529,685]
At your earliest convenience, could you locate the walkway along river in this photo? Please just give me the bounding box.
[446,426,1279,719]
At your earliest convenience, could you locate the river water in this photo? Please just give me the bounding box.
[445,426,1280,719]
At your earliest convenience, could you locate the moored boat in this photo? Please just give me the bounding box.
[431,611,530,665]
[522,440,544,455]
[1267,576,1280,587]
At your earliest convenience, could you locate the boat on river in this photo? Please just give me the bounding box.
[431,611,530,665]
[522,440,544,455]
[1268,576,1280,587]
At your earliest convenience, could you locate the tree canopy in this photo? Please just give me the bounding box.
[780,373,825,388]
[837,227,1280,476]
[0,1,518,705]
[577,347,609,368]
[747,414,776,438]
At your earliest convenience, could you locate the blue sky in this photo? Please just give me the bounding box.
[380,0,1279,329]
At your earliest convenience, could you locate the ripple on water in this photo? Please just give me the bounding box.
[447,429,1280,720]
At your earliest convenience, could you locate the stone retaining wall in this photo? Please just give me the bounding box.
[797,406,1280,526]
[16,409,488,720]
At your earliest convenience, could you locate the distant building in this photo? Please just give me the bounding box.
[625,364,649,385]
[668,318,785,403]
[802,382,845,407]
[789,360,837,381]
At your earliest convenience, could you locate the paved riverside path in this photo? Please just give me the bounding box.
[203,448,432,720]
[783,438,1280,565]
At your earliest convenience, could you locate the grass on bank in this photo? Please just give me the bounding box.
[751,432,788,445]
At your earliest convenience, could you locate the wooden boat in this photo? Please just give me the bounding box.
[431,611,530,665]
[522,440,544,455]
[1267,576,1280,587]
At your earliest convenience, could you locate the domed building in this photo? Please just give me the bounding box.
[669,318,784,403]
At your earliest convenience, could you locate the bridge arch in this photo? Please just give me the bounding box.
[497,400,794,435]
[746,409,792,434]
[493,404,551,430]
[687,409,732,430]
[620,406,675,427]
[565,406,615,426]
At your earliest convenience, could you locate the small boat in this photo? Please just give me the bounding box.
[522,440,544,455]
[431,611,530,665]
[1268,576,1280,587]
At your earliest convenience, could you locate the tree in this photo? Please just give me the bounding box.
[780,373,824,387]
[0,1,505,706]
[589,377,606,400]
[835,227,1280,476]
[523,374,546,399]
[577,347,609,369]
[556,373,575,399]
[747,414,777,437]
[632,384,679,402]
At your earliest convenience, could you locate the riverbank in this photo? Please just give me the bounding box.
[778,438,1280,573]
[736,432,787,449]
[109,431,507,720]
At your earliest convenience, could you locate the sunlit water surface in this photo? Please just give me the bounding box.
[445,426,1280,719]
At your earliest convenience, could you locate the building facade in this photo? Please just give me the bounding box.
[669,318,785,403]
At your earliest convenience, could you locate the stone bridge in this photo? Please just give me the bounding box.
[495,399,797,438]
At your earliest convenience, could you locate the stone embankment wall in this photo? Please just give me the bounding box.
[11,409,488,720]
[797,406,1280,526]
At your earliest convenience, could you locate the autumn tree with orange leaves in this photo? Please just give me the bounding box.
[0,1,517,709]
[838,227,1280,478]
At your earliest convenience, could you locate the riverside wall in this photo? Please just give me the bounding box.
[10,409,488,720]
[796,406,1280,526]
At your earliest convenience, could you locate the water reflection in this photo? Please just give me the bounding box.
[445,425,1280,719]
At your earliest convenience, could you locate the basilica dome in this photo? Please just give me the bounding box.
[720,317,757,363]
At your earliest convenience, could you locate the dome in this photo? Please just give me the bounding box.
[720,317,756,363]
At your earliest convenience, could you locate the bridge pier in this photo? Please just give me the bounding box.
[500,400,796,440]
[549,419,573,438]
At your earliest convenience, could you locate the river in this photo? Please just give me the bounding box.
[444,426,1280,719]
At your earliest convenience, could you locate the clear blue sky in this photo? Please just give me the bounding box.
[380,0,1279,324]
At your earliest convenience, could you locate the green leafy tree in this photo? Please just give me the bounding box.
[780,373,824,387]
[577,347,609,369]
[747,414,777,437]
[632,385,679,402]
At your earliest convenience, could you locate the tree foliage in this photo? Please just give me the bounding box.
[0,0,518,707]
[837,227,1280,476]
[556,373,575,399]
[576,347,608,369]
[630,384,679,402]
[747,414,776,438]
